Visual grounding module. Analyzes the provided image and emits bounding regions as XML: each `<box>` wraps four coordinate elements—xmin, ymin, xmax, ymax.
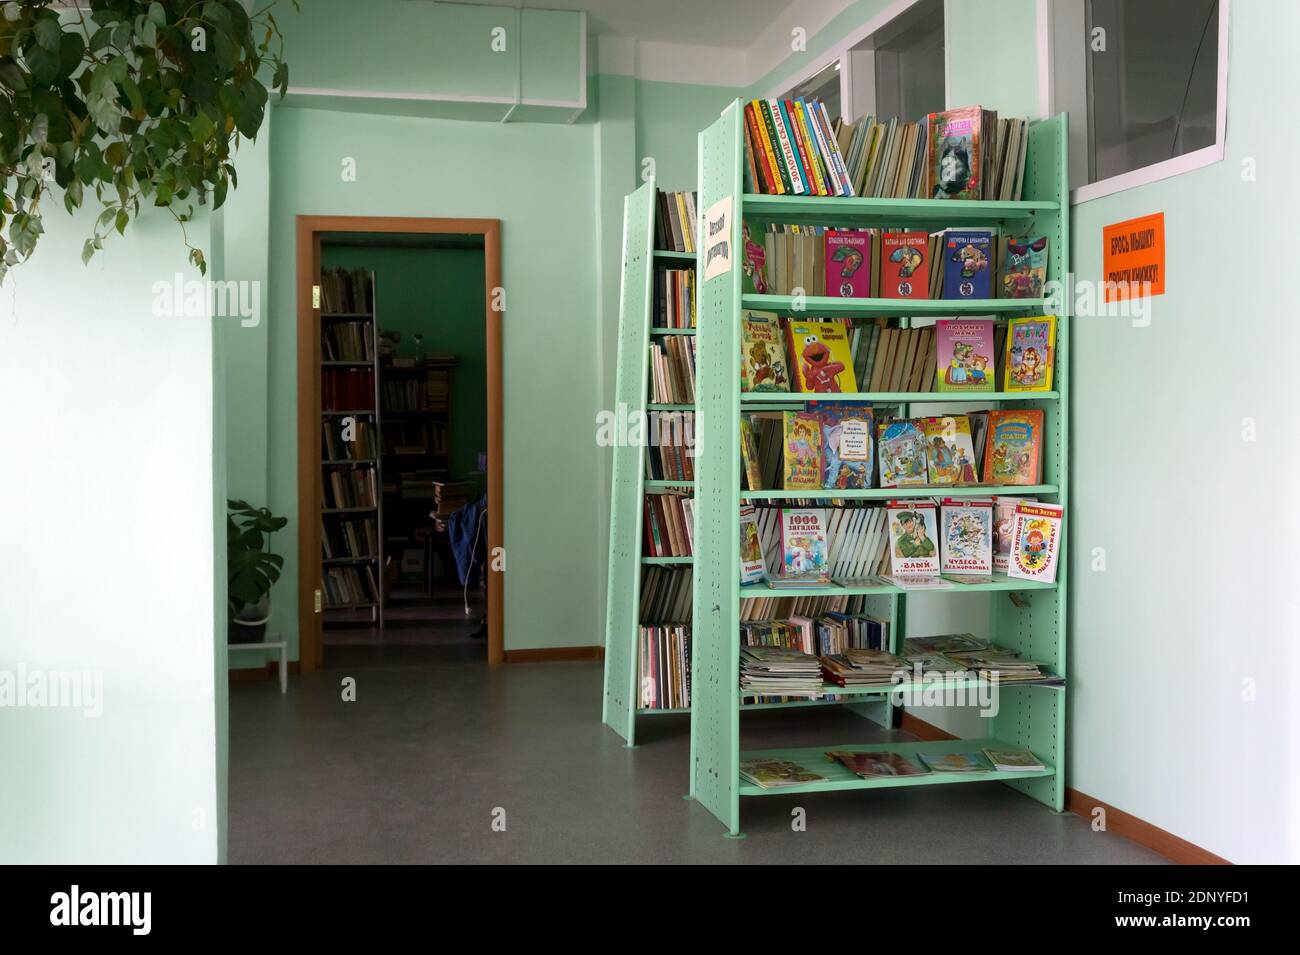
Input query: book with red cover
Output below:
<box><xmin>880</xmin><ymin>232</ymin><xmax>930</xmax><ymax>299</ymax></box>
<box><xmin>825</xmin><ymin>230</ymin><xmax>872</xmax><ymax>298</ymax></box>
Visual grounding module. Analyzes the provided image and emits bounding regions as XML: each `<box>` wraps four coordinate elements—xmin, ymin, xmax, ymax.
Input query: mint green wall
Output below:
<box><xmin>634</xmin><ymin>79</ymin><xmax>742</xmax><ymax>191</ymax></box>
<box><xmin>944</xmin><ymin>0</ymin><xmax>1040</xmax><ymax>114</ymax></box>
<box><xmin>321</xmin><ymin>245</ymin><xmax>488</xmax><ymax>479</ymax></box>
<box><xmin>267</xmin><ymin>106</ymin><xmax>602</xmax><ymax>656</ymax></box>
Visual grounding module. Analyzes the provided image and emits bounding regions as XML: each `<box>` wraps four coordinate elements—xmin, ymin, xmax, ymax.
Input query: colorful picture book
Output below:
<box><xmin>922</xmin><ymin>415</ymin><xmax>979</xmax><ymax>486</ymax></box>
<box><xmin>926</xmin><ymin>106</ymin><xmax>995</xmax><ymax>200</ymax></box>
<box><xmin>739</xmin><ymin>415</ymin><xmax>763</xmax><ymax>490</ymax></box>
<box><xmin>887</xmin><ymin>500</ymin><xmax>939</xmax><ymax>576</ymax></box>
<box><xmin>1004</xmin><ymin>315</ymin><xmax>1056</xmax><ymax>392</ymax></box>
<box><xmin>742</xmin><ymin>98</ymin><xmax>854</xmax><ymax>197</ymax></box>
<box><xmin>740</xmin><ymin>310</ymin><xmax>790</xmax><ymax>392</ymax></box>
<box><xmin>935</xmin><ymin>319</ymin><xmax>995</xmax><ymax>393</ymax></box>
<box><xmin>879</xmin><ymin>232</ymin><xmax>930</xmax><ymax>299</ymax></box>
<box><xmin>992</xmin><ymin>496</ymin><xmax>1037</xmax><ymax>573</ymax></box>
<box><xmin>739</xmin><ymin>759</ymin><xmax>826</xmax><ymax>789</ymax></box>
<box><xmin>940</xmin><ymin>498</ymin><xmax>994</xmax><ymax>575</ymax></box>
<box><xmin>780</xmin><ymin>508</ymin><xmax>830</xmax><ymax>582</ymax></box>
<box><xmin>984</xmin><ymin>410</ymin><xmax>1044</xmax><ymax>485</ymax></box>
<box><xmin>982</xmin><ymin>748</ymin><xmax>1046</xmax><ymax>772</ymax></box>
<box><xmin>1001</xmin><ymin>235</ymin><xmax>1048</xmax><ymax>298</ymax></box>
<box><xmin>941</xmin><ymin>230</ymin><xmax>993</xmax><ymax>299</ymax></box>
<box><xmin>739</xmin><ymin>505</ymin><xmax>767</xmax><ymax>584</ymax></box>
<box><xmin>741</xmin><ymin>219</ymin><xmax>770</xmax><ymax>294</ymax></box>
<box><xmin>878</xmin><ymin>418</ymin><xmax>929</xmax><ymax>487</ymax></box>
<box><xmin>782</xmin><ymin>410</ymin><xmax>823</xmax><ymax>490</ymax></box>
<box><xmin>828</xmin><ymin>750</ymin><xmax>929</xmax><ymax>778</ymax></box>
<box><xmin>918</xmin><ymin>751</ymin><xmax>993</xmax><ymax>773</ymax></box>
<box><xmin>1007</xmin><ymin>501</ymin><xmax>1064</xmax><ymax>583</ymax></box>
<box><xmin>824</xmin><ymin>230</ymin><xmax>872</xmax><ymax>297</ymax></box>
<box><xmin>784</xmin><ymin>319</ymin><xmax>857</xmax><ymax>393</ymax></box>
<box><xmin>814</xmin><ymin>401</ymin><xmax>874</xmax><ymax>489</ymax></box>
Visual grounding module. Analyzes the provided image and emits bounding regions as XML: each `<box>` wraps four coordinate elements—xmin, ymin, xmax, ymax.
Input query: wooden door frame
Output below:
<box><xmin>297</xmin><ymin>215</ymin><xmax>504</xmax><ymax>668</ymax></box>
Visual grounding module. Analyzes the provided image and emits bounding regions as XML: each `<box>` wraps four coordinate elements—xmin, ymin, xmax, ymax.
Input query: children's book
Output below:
<box><xmin>814</xmin><ymin>401</ymin><xmax>874</xmax><ymax>489</ymax></box>
<box><xmin>741</xmin><ymin>219</ymin><xmax>770</xmax><ymax>295</ymax></box>
<box><xmin>926</xmin><ymin>106</ymin><xmax>991</xmax><ymax>200</ymax></box>
<box><xmin>1001</xmin><ymin>235</ymin><xmax>1048</xmax><ymax>299</ymax></box>
<box><xmin>1007</xmin><ymin>501</ymin><xmax>1064</xmax><ymax>583</ymax></box>
<box><xmin>739</xmin><ymin>505</ymin><xmax>767</xmax><ymax>584</ymax></box>
<box><xmin>985</xmin><ymin>410</ymin><xmax>1044</xmax><ymax>485</ymax></box>
<box><xmin>740</xmin><ymin>415</ymin><xmax>763</xmax><ymax>490</ymax></box>
<box><xmin>1004</xmin><ymin>315</ymin><xmax>1056</xmax><ymax>392</ymax></box>
<box><xmin>982</xmin><ymin>748</ymin><xmax>1046</xmax><ymax>772</ymax></box>
<box><xmin>886</xmin><ymin>500</ymin><xmax>940</xmax><ymax>576</ymax></box>
<box><xmin>922</xmin><ymin>415</ymin><xmax>979</xmax><ymax>486</ymax></box>
<box><xmin>992</xmin><ymin>495</ymin><xmax>1038</xmax><ymax>572</ymax></box>
<box><xmin>918</xmin><ymin>751</ymin><xmax>992</xmax><ymax>773</ymax></box>
<box><xmin>739</xmin><ymin>759</ymin><xmax>826</xmax><ymax>789</ymax></box>
<box><xmin>782</xmin><ymin>410</ymin><xmax>823</xmax><ymax>490</ymax></box>
<box><xmin>940</xmin><ymin>498</ymin><xmax>993</xmax><ymax>575</ymax></box>
<box><xmin>877</xmin><ymin>418</ymin><xmax>928</xmax><ymax>488</ymax></box>
<box><xmin>935</xmin><ymin>319</ymin><xmax>995</xmax><ymax>393</ymax></box>
<box><xmin>780</xmin><ymin>508</ymin><xmax>829</xmax><ymax>581</ymax></box>
<box><xmin>784</xmin><ymin>319</ymin><xmax>857</xmax><ymax>393</ymax></box>
<box><xmin>941</xmin><ymin>230</ymin><xmax>993</xmax><ymax>299</ymax></box>
<box><xmin>886</xmin><ymin>574</ymin><xmax>954</xmax><ymax>590</ymax></box>
<box><xmin>824</xmin><ymin>230</ymin><xmax>872</xmax><ymax>298</ymax></box>
<box><xmin>740</xmin><ymin>310</ymin><xmax>790</xmax><ymax>392</ymax></box>
<box><xmin>879</xmin><ymin>232</ymin><xmax>930</xmax><ymax>299</ymax></box>
<box><xmin>827</xmin><ymin>750</ymin><xmax>930</xmax><ymax>778</ymax></box>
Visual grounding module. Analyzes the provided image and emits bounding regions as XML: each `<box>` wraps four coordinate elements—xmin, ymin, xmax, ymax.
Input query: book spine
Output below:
<box><xmin>743</xmin><ymin>101</ymin><xmax>778</xmax><ymax>194</ymax></box>
<box><xmin>798</xmin><ymin>98</ymin><xmax>834</xmax><ymax>196</ymax></box>
<box><xmin>790</xmin><ymin>99</ymin><xmax>826</xmax><ymax>196</ymax></box>
<box><xmin>758</xmin><ymin>101</ymin><xmax>793</xmax><ymax>194</ymax></box>
<box><xmin>816</xmin><ymin>100</ymin><xmax>854</xmax><ymax>196</ymax></box>
<box><xmin>769</xmin><ymin>100</ymin><xmax>807</xmax><ymax>195</ymax></box>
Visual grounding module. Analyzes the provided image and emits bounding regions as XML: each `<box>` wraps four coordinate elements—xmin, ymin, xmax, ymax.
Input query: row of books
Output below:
<box><xmin>382</xmin><ymin>419</ymin><xmax>448</xmax><ymax>458</ymax></box>
<box><xmin>322</xmin><ymin>368</ymin><xmax>375</xmax><ymax>412</ymax></box>
<box><xmin>643</xmin><ymin>491</ymin><xmax>695</xmax><ymax>559</ymax></box>
<box><xmin>322</xmin><ymin>564</ymin><xmax>380</xmax><ymax>608</ymax></box>
<box><xmin>322</xmin><ymin>518</ymin><xmax>378</xmax><ymax>561</ymax></box>
<box><xmin>747</xmin><ymin>227</ymin><xmax>1047</xmax><ymax>301</ymax></box>
<box><xmin>741</xmin><ymin>745</ymin><xmax>1046</xmax><ymax>789</ymax></box>
<box><xmin>639</xmin><ymin>565</ymin><xmax>692</xmax><ymax>625</ymax></box>
<box><xmin>742</xmin><ymin>98</ymin><xmax>854</xmax><ymax>197</ymax></box>
<box><xmin>643</xmin><ymin>411</ymin><xmax>695</xmax><ymax>482</ymax></box>
<box><xmin>654</xmin><ymin>267</ymin><xmax>696</xmax><ymax>329</ymax></box>
<box><xmin>741</xmin><ymin>612</ymin><xmax>888</xmax><ymax>656</ymax></box>
<box><xmin>319</xmin><ymin>267</ymin><xmax>373</xmax><ymax>315</ymax></box>
<box><xmin>381</xmin><ymin>378</ymin><xmax>448</xmax><ymax>413</ymax></box>
<box><xmin>655</xmin><ymin>190</ymin><xmax>698</xmax><ymax>253</ymax></box>
<box><xmin>322</xmin><ymin>321</ymin><xmax>376</xmax><ymax>362</ymax></box>
<box><xmin>830</xmin><ymin>108</ymin><xmax>1030</xmax><ymax>202</ymax></box>
<box><xmin>322</xmin><ymin>420</ymin><xmax>377</xmax><ymax>461</ymax></box>
<box><xmin>650</xmin><ymin>336</ymin><xmax>696</xmax><ymax>404</ymax></box>
<box><xmin>744</xmin><ymin>497</ymin><xmax>1064</xmax><ymax>587</ymax></box>
<box><xmin>324</xmin><ymin>467</ymin><xmax>377</xmax><ymax>510</ymax></box>
<box><xmin>741</xmin><ymin>589</ymin><xmax>881</xmax><ymax>622</ymax></box>
<box><xmin>637</xmin><ymin>625</ymin><xmax>691</xmax><ymax>710</ymax></box>
<box><xmin>742</xmin><ymin>313</ymin><xmax>1056</xmax><ymax>395</ymax></box>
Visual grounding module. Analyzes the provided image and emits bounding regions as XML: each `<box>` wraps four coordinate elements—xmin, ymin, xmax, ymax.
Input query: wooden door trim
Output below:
<box><xmin>297</xmin><ymin>215</ymin><xmax>505</xmax><ymax>669</ymax></box>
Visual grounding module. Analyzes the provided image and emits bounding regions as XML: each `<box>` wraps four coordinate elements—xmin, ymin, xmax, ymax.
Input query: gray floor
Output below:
<box><xmin>229</xmin><ymin>646</ymin><xmax>1165</xmax><ymax>864</ymax></box>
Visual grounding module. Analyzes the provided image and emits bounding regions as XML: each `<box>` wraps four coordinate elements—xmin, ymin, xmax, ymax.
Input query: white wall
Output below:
<box><xmin>0</xmin><ymin>205</ymin><xmax>222</xmax><ymax>863</ymax></box>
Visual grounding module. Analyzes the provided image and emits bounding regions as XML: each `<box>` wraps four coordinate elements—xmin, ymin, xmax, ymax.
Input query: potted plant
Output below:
<box><xmin>227</xmin><ymin>499</ymin><xmax>288</xmax><ymax>644</ymax></box>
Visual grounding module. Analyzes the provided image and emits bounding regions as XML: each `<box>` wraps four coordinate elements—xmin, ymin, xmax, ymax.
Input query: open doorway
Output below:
<box><xmin>296</xmin><ymin>216</ymin><xmax>503</xmax><ymax>668</ymax></box>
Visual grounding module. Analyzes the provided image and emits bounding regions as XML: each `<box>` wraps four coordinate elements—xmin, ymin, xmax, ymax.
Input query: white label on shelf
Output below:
<box><xmin>703</xmin><ymin>194</ymin><xmax>733</xmax><ymax>281</ymax></box>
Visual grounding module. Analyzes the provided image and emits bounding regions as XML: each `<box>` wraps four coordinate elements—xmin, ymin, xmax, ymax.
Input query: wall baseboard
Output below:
<box><xmin>504</xmin><ymin>646</ymin><xmax>604</xmax><ymax>663</ymax></box>
<box><xmin>229</xmin><ymin>661</ymin><xmax>301</xmax><ymax>683</ymax></box>
<box><xmin>898</xmin><ymin>710</ymin><xmax>1229</xmax><ymax>865</ymax></box>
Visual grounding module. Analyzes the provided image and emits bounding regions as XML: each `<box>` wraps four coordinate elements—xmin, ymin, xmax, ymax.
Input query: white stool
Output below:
<box><xmin>229</xmin><ymin>633</ymin><xmax>288</xmax><ymax>693</ymax></box>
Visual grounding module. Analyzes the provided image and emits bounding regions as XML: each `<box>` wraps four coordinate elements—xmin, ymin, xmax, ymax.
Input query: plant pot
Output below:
<box><xmin>229</xmin><ymin>598</ymin><xmax>271</xmax><ymax>645</ymax></box>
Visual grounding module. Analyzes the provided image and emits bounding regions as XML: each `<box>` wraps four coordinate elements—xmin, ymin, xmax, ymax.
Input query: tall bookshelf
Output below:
<box><xmin>320</xmin><ymin>268</ymin><xmax>384</xmax><ymax>626</ymax></box>
<box><xmin>689</xmin><ymin>102</ymin><xmax>1069</xmax><ymax>835</ymax></box>
<box><xmin>602</xmin><ymin>179</ymin><xmax>698</xmax><ymax>745</ymax></box>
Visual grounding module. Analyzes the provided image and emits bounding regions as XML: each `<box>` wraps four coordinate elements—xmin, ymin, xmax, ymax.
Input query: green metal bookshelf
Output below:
<box><xmin>602</xmin><ymin>179</ymin><xmax>699</xmax><ymax>743</ymax></box>
<box><xmin>688</xmin><ymin>101</ymin><xmax>1070</xmax><ymax>835</ymax></box>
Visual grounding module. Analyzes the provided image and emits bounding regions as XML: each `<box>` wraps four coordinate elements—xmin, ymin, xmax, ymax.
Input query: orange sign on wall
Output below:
<box><xmin>1102</xmin><ymin>212</ymin><xmax>1165</xmax><ymax>301</ymax></box>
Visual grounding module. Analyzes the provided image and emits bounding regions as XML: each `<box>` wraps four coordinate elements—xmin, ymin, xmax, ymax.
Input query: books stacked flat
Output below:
<box><xmin>819</xmin><ymin>648</ymin><xmax>908</xmax><ymax>688</ymax></box>
<box><xmin>739</xmin><ymin>759</ymin><xmax>827</xmax><ymax>789</ymax></box>
<box><xmin>429</xmin><ymin>480</ymin><xmax>475</xmax><ymax>517</ymax></box>
<box><xmin>739</xmin><ymin>646</ymin><xmax>824</xmax><ymax>697</ymax></box>
<box><xmin>948</xmin><ymin>646</ymin><xmax>1052</xmax><ymax>684</ymax></box>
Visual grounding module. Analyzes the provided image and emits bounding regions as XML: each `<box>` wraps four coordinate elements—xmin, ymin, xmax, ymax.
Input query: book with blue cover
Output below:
<box><xmin>941</xmin><ymin>230</ymin><xmax>993</xmax><ymax>299</ymax></box>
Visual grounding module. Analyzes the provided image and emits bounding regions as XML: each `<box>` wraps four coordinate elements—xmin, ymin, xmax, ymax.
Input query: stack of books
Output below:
<box><xmin>820</xmin><ymin>648</ymin><xmax>909</xmax><ymax>688</ymax></box>
<box><xmin>738</xmin><ymin>646</ymin><xmax>824</xmax><ymax>697</ymax></box>
<box><xmin>430</xmin><ymin>480</ymin><xmax>475</xmax><ymax>518</ymax></box>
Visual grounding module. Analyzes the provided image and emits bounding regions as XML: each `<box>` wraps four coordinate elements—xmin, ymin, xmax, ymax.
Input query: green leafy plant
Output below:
<box><xmin>227</xmin><ymin>498</ymin><xmax>287</xmax><ymax>619</ymax></box>
<box><xmin>0</xmin><ymin>0</ymin><xmax>297</xmax><ymax>285</ymax></box>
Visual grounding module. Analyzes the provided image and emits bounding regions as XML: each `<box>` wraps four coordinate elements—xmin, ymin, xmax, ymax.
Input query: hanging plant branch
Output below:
<box><xmin>0</xmin><ymin>0</ymin><xmax>297</xmax><ymax>285</ymax></box>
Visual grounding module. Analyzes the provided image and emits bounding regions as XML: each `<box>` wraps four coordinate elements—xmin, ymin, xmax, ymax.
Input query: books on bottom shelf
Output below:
<box><xmin>740</xmin><ymin>745</ymin><xmax>1046</xmax><ymax>789</ymax></box>
<box><xmin>638</xmin><ymin>625</ymin><xmax>691</xmax><ymax>710</ymax></box>
<box><xmin>322</xmin><ymin>564</ymin><xmax>380</xmax><ymax>607</ymax></box>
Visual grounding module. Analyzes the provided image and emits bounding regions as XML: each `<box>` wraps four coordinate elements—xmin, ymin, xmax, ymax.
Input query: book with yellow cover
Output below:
<box><xmin>782</xmin><ymin>410</ymin><xmax>823</xmax><ymax>490</ymax></box>
<box><xmin>784</xmin><ymin>319</ymin><xmax>858</xmax><ymax>394</ymax></box>
<box><xmin>1004</xmin><ymin>315</ymin><xmax>1056</xmax><ymax>392</ymax></box>
<box><xmin>741</xmin><ymin>310</ymin><xmax>790</xmax><ymax>393</ymax></box>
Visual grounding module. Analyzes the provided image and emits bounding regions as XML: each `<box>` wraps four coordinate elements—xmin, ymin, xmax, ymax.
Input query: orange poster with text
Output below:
<box><xmin>1102</xmin><ymin>212</ymin><xmax>1165</xmax><ymax>301</ymax></box>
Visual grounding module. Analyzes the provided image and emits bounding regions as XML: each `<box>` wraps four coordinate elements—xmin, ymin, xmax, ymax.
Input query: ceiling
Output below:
<box><xmin>447</xmin><ymin>0</ymin><xmax>802</xmax><ymax>48</ymax></box>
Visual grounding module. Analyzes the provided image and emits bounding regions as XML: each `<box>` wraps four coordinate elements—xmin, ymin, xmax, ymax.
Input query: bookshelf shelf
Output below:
<box><xmin>323</xmin><ymin>458</ymin><xmax>378</xmax><ymax>466</ymax></box>
<box><xmin>323</xmin><ymin>555</ymin><xmax>379</xmax><ymax>565</ymax></box>
<box><xmin>650</xmin><ymin>327</ymin><xmax>697</xmax><ymax>336</ymax></box>
<box><xmin>645</xmin><ymin>479</ymin><xmax>695</xmax><ymax>489</ymax></box>
<box><xmin>321</xmin><ymin>410</ymin><xmax>377</xmax><ymax>417</ymax></box>
<box><xmin>742</xmin><ymin>294</ymin><xmax>1045</xmax><ymax>318</ymax></box>
<box><xmin>322</xmin><ymin>506</ymin><xmax>378</xmax><ymax>515</ymax></box>
<box><xmin>647</xmin><ymin>402</ymin><xmax>694</xmax><ymax>412</ymax></box>
<box><xmin>736</xmin><ymin>738</ymin><xmax>1055</xmax><ymax>797</ymax></box>
<box><xmin>653</xmin><ymin>249</ymin><xmax>696</xmax><ymax>261</ymax></box>
<box><xmin>686</xmin><ymin>102</ymin><xmax>1071</xmax><ymax>835</ymax></box>
<box><xmin>642</xmin><ymin>556</ymin><xmax>693</xmax><ymax>566</ymax></box>
<box><xmin>739</xmin><ymin>484</ymin><xmax>1058</xmax><ymax>501</ymax></box>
